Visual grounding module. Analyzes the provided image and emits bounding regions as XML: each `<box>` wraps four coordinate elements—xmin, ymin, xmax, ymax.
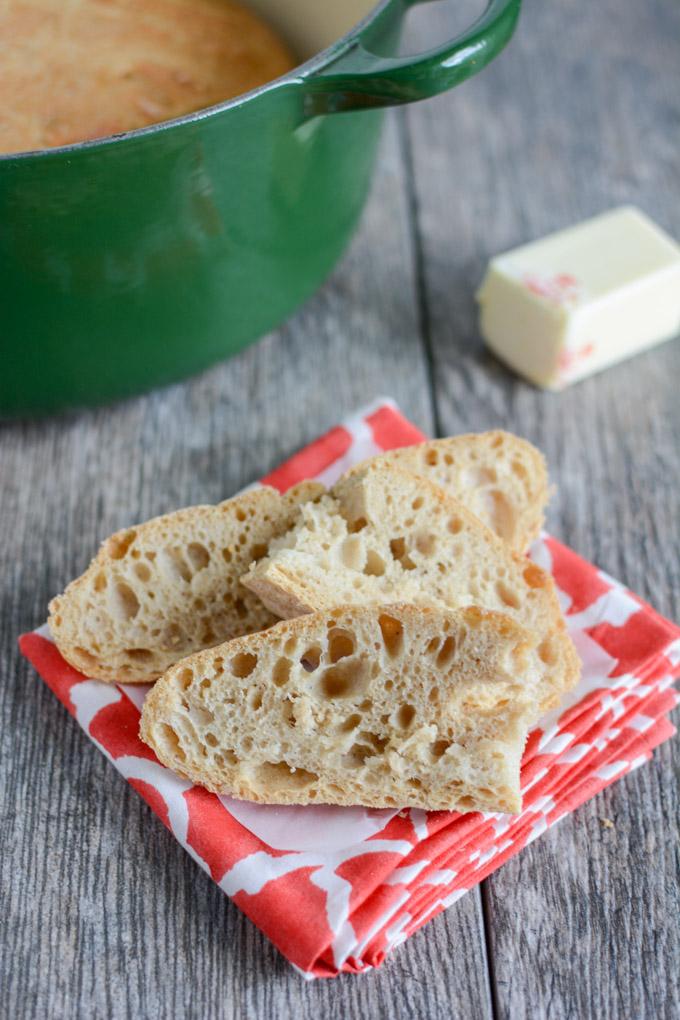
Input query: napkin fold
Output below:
<box><xmin>20</xmin><ymin>398</ymin><xmax>679</xmax><ymax>978</ymax></box>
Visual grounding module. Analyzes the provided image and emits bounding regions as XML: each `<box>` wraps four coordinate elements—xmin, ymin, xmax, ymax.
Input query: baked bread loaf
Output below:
<box><xmin>49</xmin><ymin>483</ymin><xmax>322</xmax><ymax>684</ymax></box>
<box><xmin>0</xmin><ymin>0</ymin><xmax>295</xmax><ymax>154</ymax></box>
<box><xmin>140</xmin><ymin>604</ymin><xmax>541</xmax><ymax>813</ymax></box>
<box><xmin>242</xmin><ymin>463</ymin><xmax>579</xmax><ymax>714</ymax></box>
<box><xmin>349</xmin><ymin>432</ymin><xmax>548</xmax><ymax>552</ymax></box>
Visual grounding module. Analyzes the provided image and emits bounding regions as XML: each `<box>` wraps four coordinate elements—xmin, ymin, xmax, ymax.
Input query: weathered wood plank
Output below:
<box><xmin>403</xmin><ymin>0</ymin><xmax>680</xmax><ymax>1016</ymax></box>
<box><xmin>0</xmin><ymin>112</ymin><xmax>493</xmax><ymax>1019</ymax></box>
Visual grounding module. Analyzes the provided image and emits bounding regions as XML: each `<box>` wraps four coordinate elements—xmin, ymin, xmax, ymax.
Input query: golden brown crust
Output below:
<box><xmin>0</xmin><ymin>0</ymin><xmax>296</xmax><ymax>154</ymax></box>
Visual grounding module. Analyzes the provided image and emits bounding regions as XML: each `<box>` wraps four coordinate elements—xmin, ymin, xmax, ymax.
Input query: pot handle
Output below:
<box><xmin>303</xmin><ymin>0</ymin><xmax>521</xmax><ymax>114</ymax></box>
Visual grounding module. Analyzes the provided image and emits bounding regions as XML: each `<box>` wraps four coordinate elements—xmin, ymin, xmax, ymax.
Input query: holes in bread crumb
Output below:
<box><xmin>436</xmin><ymin>635</ymin><xmax>457</xmax><ymax>669</ymax></box>
<box><xmin>74</xmin><ymin>647</ymin><xmax>98</xmax><ymax>670</ymax></box>
<box><xmin>496</xmin><ymin>581</ymin><xmax>521</xmax><ymax>610</ymax></box>
<box><xmin>428</xmin><ymin>687</ymin><xmax>440</xmax><ymax>704</ymax></box>
<box><xmin>273</xmin><ymin>658</ymin><xmax>292</xmax><ymax>687</ymax></box>
<box><xmin>159</xmin><ymin>724</ymin><xmax>185</xmax><ymax>761</ymax></box>
<box><xmin>200</xmin><ymin>678</ymin><xmax>212</xmax><ymax>689</ymax></box>
<box><xmin>389</xmin><ymin>537</ymin><xmax>416</xmax><ymax>570</ymax></box>
<box><xmin>163</xmin><ymin>622</ymin><xmax>184</xmax><ymax>648</ymax></box>
<box><xmin>108</xmin><ymin>530</ymin><xmax>137</xmax><ymax>559</ymax></box>
<box><xmin>363</xmin><ymin>550</ymin><xmax>386</xmax><ymax>576</ymax></box>
<box><xmin>348</xmin><ymin>517</ymin><xmax>367</xmax><ymax>534</ymax></box>
<box><xmin>230</xmin><ymin>652</ymin><xmax>257</xmax><ymax>678</ymax></box>
<box><xmin>484</xmin><ymin>490</ymin><xmax>513</xmax><ymax>542</ymax></box>
<box><xmin>177</xmin><ymin>667</ymin><xmax>193</xmax><ymax>690</ymax></box>
<box><xmin>187</xmin><ymin>543</ymin><xmax>210</xmax><ymax>572</ymax></box>
<box><xmin>254</xmin><ymin>761</ymin><xmax>318</xmax><ymax>790</ymax></box>
<box><xmin>111</xmin><ymin>582</ymin><xmax>140</xmax><ymax>621</ymax></box>
<box><xmin>251</xmin><ymin>543</ymin><xmax>268</xmax><ymax>561</ymax></box>
<box><xmin>425</xmin><ymin>637</ymin><xmax>439</xmax><ymax>656</ymax></box>
<box><xmin>340</xmin><ymin>535</ymin><xmax>364</xmax><ymax>571</ymax></box>
<box><xmin>328</xmin><ymin>629</ymin><xmax>355</xmax><ymax>663</ymax></box>
<box><xmin>425</xmin><ymin>449</ymin><xmax>439</xmax><ymax>466</ymax></box>
<box><xmin>512</xmin><ymin>459</ymin><xmax>529</xmax><ymax>482</ymax></box>
<box><xmin>214</xmin><ymin>749</ymin><xmax>237</xmax><ymax>768</ymax></box>
<box><xmin>134</xmin><ymin>563</ymin><xmax>151</xmax><ymax>583</ymax></box>
<box><xmin>407</xmin><ymin>777</ymin><xmax>422</xmax><ymax>789</ymax></box>
<box><xmin>457</xmin><ymin>796</ymin><xmax>476</xmax><ymax>810</ymax></box>
<box><xmin>444</xmin><ymin>453</ymin><xmax>454</xmax><ymax>466</ymax></box>
<box><xmin>379</xmin><ymin>614</ymin><xmax>404</xmax><ymax>658</ymax></box>
<box><xmin>448</xmin><ymin>517</ymin><xmax>463</xmax><ymax>535</ymax></box>
<box><xmin>201</xmin><ymin>623</ymin><xmax>216</xmax><ymax>645</ymax></box>
<box><xmin>205</xmin><ymin>732</ymin><xmax>218</xmax><ymax>747</ymax></box>
<box><xmin>523</xmin><ymin>564</ymin><xmax>546</xmax><ymax>588</ymax></box>
<box><xmin>93</xmin><ymin>572</ymin><xmax>107</xmax><ymax>592</ymax></box>
<box><xmin>340</xmin><ymin>713</ymin><xmax>362</xmax><ymax>732</ymax></box>
<box><xmin>415</xmin><ymin>533</ymin><xmax>437</xmax><ymax>556</ymax></box>
<box><xmin>300</xmin><ymin>646</ymin><xmax>322</xmax><ymax>672</ymax></box>
<box><xmin>538</xmin><ymin>638</ymin><xmax>558</xmax><ymax>665</ymax></box>
<box><xmin>320</xmin><ymin>658</ymin><xmax>369</xmax><ymax>700</ymax></box>
<box><xmin>283</xmin><ymin>636</ymin><xmax>297</xmax><ymax>656</ymax></box>
<box><xmin>412</xmin><ymin>497</ymin><xmax>424</xmax><ymax>510</ymax></box>
<box><xmin>234</xmin><ymin>598</ymin><xmax>247</xmax><ymax>619</ymax></box>
<box><xmin>343</xmin><ymin>742</ymin><xmax>376</xmax><ymax>767</ymax></box>
<box><xmin>396</xmin><ymin>704</ymin><xmax>416</xmax><ymax>729</ymax></box>
<box><xmin>490</xmin><ymin>434</ymin><xmax>504</xmax><ymax>449</ymax></box>
<box><xmin>430</xmin><ymin>739</ymin><xmax>452</xmax><ymax>759</ymax></box>
<box><xmin>222</xmin><ymin>548</ymin><xmax>233</xmax><ymax>564</ymax></box>
<box><xmin>235</xmin><ymin>508</ymin><xmax>247</xmax><ymax>522</ymax></box>
<box><xmin>125</xmin><ymin>648</ymin><xmax>153</xmax><ymax>663</ymax></box>
<box><xmin>359</xmin><ymin>699</ymin><xmax>373</xmax><ymax>711</ymax></box>
<box><xmin>249</xmin><ymin>690</ymin><xmax>264</xmax><ymax>711</ymax></box>
<box><xmin>159</xmin><ymin>548</ymin><xmax>192</xmax><ymax>584</ymax></box>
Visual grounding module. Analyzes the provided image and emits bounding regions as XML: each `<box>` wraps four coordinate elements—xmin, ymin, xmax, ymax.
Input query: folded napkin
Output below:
<box><xmin>20</xmin><ymin>398</ymin><xmax>680</xmax><ymax>978</ymax></box>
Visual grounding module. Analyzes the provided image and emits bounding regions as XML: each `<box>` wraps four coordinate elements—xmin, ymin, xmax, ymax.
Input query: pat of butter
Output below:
<box><xmin>477</xmin><ymin>207</ymin><xmax>680</xmax><ymax>389</ymax></box>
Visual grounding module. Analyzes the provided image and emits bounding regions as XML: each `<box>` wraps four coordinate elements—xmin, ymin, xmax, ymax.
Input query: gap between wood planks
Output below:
<box><xmin>396</xmin><ymin>103</ymin><xmax>501</xmax><ymax>1020</ymax></box>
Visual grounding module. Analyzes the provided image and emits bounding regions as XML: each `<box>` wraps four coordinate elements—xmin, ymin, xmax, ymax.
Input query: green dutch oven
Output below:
<box><xmin>0</xmin><ymin>0</ymin><xmax>520</xmax><ymax>415</ymax></box>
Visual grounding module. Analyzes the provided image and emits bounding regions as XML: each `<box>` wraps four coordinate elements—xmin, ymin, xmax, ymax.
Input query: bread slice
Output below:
<box><xmin>242</xmin><ymin>463</ymin><xmax>579</xmax><ymax>714</ymax></box>
<box><xmin>140</xmin><ymin>604</ymin><xmax>541</xmax><ymax>813</ymax></box>
<box><xmin>349</xmin><ymin>432</ymin><xmax>549</xmax><ymax>552</ymax></box>
<box><xmin>48</xmin><ymin>483</ymin><xmax>323</xmax><ymax>684</ymax></box>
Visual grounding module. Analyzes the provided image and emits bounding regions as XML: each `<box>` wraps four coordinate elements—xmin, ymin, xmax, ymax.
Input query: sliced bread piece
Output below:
<box><xmin>349</xmin><ymin>431</ymin><xmax>549</xmax><ymax>552</ymax></box>
<box><xmin>242</xmin><ymin>463</ymin><xmax>579</xmax><ymax>714</ymax></box>
<box><xmin>49</xmin><ymin>483</ymin><xmax>323</xmax><ymax>684</ymax></box>
<box><xmin>140</xmin><ymin>604</ymin><xmax>541</xmax><ymax>813</ymax></box>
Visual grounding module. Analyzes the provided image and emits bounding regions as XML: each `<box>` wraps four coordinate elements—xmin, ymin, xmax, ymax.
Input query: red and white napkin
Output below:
<box><xmin>20</xmin><ymin>399</ymin><xmax>680</xmax><ymax>978</ymax></box>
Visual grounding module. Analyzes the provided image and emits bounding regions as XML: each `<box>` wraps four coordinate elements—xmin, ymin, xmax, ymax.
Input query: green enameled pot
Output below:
<box><xmin>0</xmin><ymin>0</ymin><xmax>520</xmax><ymax>415</ymax></box>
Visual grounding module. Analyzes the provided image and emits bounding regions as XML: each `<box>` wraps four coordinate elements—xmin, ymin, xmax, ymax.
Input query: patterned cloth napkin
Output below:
<box><xmin>20</xmin><ymin>398</ymin><xmax>680</xmax><ymax>978</ymax></box>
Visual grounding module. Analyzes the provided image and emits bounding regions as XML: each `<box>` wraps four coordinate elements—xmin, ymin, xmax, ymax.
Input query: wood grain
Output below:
<box><xmin>1</xmin><ymin>0</ymin><xmax>678</xmax><ymax>1016</ymax></box>
<box><xmin>0</xmin><ymin>111</ymin><xmax>492</xmax><ymax>1020</ymax></box>
<box><xmin>404</xmin><ymin>1</ymin><xmax>680</xmax><ymax>1017</ymax></box>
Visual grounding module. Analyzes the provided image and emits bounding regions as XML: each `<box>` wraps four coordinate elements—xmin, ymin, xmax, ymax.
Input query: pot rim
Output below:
<box><xmin>1</xmin><ymin>0</ymin><xmax>394</xmax><ymax>164</ymax></box>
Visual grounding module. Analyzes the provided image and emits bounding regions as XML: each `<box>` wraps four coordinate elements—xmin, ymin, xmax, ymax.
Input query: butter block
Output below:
<box><xmin>477</xmin><ymin>207</ymin><xmax>680</xmax><ymax>389</ymax></box>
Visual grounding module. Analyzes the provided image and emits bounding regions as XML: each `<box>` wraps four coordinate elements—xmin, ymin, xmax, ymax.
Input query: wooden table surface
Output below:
<box><xmin>2</xmin><ymin>1</ymin><xmax>679</xmax><ymax>1016</ymax></box>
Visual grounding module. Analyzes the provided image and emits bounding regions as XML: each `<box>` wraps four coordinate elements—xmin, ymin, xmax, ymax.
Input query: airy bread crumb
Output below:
<box><xmin>48</xmin><ymin>483</ymin><xmax>322</xmax><ymax>683</ymax></box>
<box><xmin>140</xmin><ymin>604</ymin><xmax>541</xmax><ymax>813</ymax></box>
<box><xmin>242</xmin><ymin>463</ymin><xmax>579</xmax><ymax>715</ymax></box>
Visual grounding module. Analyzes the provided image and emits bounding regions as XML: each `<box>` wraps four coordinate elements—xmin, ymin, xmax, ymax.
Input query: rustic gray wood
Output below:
<box><xmin>404</xmin><ymin>1</ymin><xmax>680</xmax><ymax>1018</ymax></box>
<box><xmin>1</xmin><ymin>0</ymin><xmax>678</xmax><ymax>1017</ymax></box>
